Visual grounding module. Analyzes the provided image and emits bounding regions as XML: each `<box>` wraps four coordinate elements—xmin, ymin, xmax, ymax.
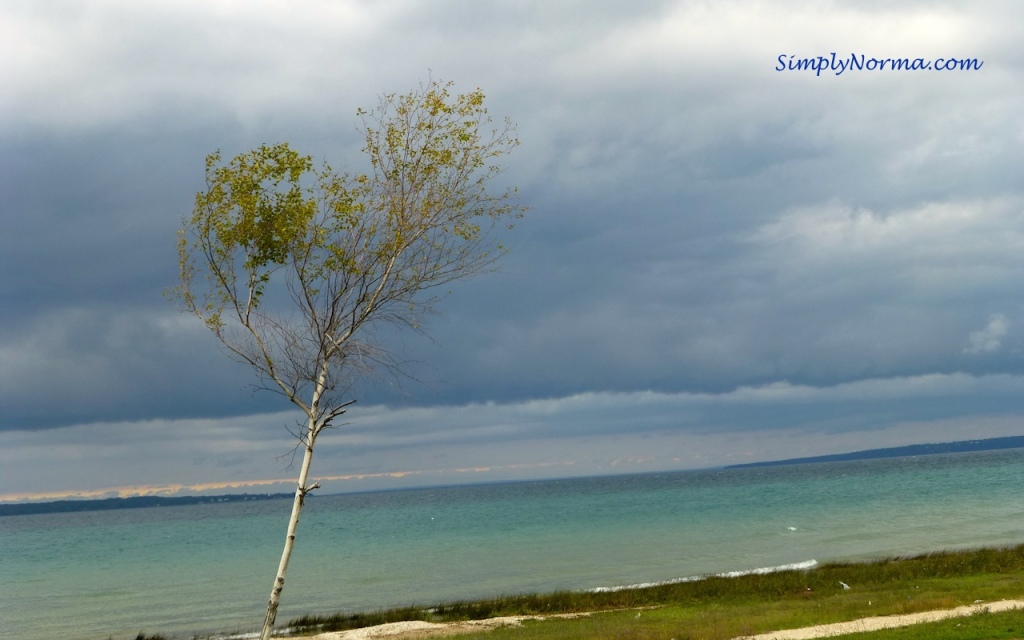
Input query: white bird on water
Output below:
<box><xmin>840</xmin><ymin>581</ymin><xmax>851</xmax><ymax>590</ymax></box>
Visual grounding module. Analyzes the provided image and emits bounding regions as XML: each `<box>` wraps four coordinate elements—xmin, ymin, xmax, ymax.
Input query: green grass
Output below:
<box><xmin>447</xmin><ymin>607</ymin><xmax>1024</xmax><ymax>640</ymax></box>
<box><xmin>286</xmin><ymin>544</ymin><xmax>1024</xmax><ymax>639</ymax></box>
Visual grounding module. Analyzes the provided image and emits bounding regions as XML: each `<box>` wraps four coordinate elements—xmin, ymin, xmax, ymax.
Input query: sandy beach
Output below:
<box><xmin>310</xmin><ymin>613</ymin><xmax>592</xmax><ymax>639</ymax></box>
<box><xmin>309</xmin><ymin>600</ymin><xmax>1024</xmax><ymax>640</ymax></box>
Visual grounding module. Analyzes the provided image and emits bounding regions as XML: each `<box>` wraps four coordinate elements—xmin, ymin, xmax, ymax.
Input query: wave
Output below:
<box><xmin>589</xmin><ymin>559</ymin><xmax>819</xmax><ymax>593</ymax></box>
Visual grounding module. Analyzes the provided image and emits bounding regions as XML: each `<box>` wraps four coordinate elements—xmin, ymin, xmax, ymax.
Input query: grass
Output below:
<box><xmin>285</xmin><ymin>544</ymin><xmax>1024</xmax><ymax>639</ymax></box>
<box><xmin>447</xmin><ymin>607</ymin><xmax>1024</xmax><ymax>640</ymax></box>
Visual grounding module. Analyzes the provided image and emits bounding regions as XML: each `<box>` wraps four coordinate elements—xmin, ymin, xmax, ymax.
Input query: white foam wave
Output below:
<box><xmin>589</xmin><ymin>559</ymin><xmax>818</xmax><ymax>593</ymax></box>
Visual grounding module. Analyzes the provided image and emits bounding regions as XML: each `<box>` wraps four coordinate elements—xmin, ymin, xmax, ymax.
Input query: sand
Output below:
<box><xmin>310</xmin><ymin>613</ymin><xmax>591</xmax><ymax>639</ymax></box>
<box><xmin>309</xmin><ymin>600</ymin><xmax>1024</xmax><ymax>640</ymax></box>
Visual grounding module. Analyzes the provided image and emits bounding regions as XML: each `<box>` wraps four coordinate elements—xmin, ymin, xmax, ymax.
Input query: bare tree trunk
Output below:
<box><xmin>259</xmin><ymin>417</ymin><xmax>319</xmax><ymax>640</ymax></box>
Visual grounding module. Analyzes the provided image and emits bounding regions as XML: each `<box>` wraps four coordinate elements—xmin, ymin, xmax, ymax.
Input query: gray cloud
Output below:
<box><xmin>1</xmin><ymin>1</ymin><xmax>1023</xmax><ymax>495</ymax></box>
<box><xmin>965</xmin><ymin>314</ymin><xmax>1011</xmax><ymax>354</ymax></box>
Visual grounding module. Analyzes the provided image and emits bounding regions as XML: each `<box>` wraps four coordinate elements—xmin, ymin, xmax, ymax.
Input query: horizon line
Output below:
<box><xmin>0</xmin><ymin>460</ymin><xmax>583</xmax><ymax>504</ymax></box>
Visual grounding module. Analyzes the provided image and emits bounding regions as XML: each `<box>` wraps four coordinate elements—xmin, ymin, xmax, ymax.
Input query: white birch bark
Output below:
<box><xmin>259</xmin><ymin>373</ymin><xmax>326</xmax><ymax>640</ymax></box>
<box><xmin>259</xmin><ymin>417</ymin><xmax>317</xmax><ymax>640</ymax></box>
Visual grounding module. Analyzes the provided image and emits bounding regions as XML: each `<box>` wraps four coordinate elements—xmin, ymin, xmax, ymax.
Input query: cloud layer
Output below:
<box><xmin>2</xmin><ymin>1</ymin><xmax>1022</xmax><ymax>497</ymax></box>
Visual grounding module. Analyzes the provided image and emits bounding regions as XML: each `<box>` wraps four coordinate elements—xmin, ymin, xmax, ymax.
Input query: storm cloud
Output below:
<box><xmin>2</xmin><ymin>0</ymin><xmax>1022</xmax><ymax>499</ymax></box>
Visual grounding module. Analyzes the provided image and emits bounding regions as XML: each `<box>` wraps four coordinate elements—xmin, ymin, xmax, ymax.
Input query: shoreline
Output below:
<box><xmin>274</xmin><ymin>544</ymin><xmax>1024</xmax><ymax>640</ymax></box>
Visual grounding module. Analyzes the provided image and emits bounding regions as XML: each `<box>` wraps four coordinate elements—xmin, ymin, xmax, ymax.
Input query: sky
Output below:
<box><xmin>2</xmin><ymin>0</ymin><xmax>1023</xmax><ymax>502</ymax></box>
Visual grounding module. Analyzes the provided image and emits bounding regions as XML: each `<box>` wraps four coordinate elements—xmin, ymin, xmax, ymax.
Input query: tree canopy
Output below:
<box><xmin>176</xmin><ymin>80</ymin><xmax>524</xmax><ymax>418</ymax></box>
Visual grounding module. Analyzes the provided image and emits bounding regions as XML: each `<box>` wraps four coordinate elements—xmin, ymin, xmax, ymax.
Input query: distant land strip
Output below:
<box><xmin>0</xmin><ymin>492</ymin><xmax>293</xmax><ymax>516</ymax></box>
<box><xmin>6</xmin><ymin>436</ymin><xmax>1023</xmax><ymax>516</ymax></box>
<box><xmin>725</xmin><ymin>435</ymin><xmax>1024</xmax><ymax>469</ymax></box>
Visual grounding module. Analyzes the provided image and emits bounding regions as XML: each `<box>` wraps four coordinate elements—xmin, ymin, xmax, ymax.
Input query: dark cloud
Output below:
<box><xmin>1</xmin><ymin>1</ymin><xmax>1023</xmax><ymax>495</ymax></box>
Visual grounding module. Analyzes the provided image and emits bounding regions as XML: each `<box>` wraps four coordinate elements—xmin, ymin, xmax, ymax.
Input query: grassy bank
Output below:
<box><xmin>286</xmin><ymin>544</ymin><xmax>1024</xmax><ymax>639</ymax></box>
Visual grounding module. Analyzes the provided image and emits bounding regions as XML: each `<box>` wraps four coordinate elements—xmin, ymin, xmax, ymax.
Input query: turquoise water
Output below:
<box><xmin>2</xmin><ymin>449</ymin><xmax>1022</xmax><ymax>640</ymax></box>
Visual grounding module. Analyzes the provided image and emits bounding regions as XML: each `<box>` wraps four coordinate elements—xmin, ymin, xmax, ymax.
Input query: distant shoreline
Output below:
<box><xmin>0</xmin><ymin>492</ymin><xmax>292</xmax><ymax>516</ymax></box>
<box><xmin>6</xmin><ymin>434</ymin><xmax>1021</xmax><ymax>516</ymax></box>
<box><xmin>724</xmin><ymin>435</ymin><xmax>1024</xmax><ymax>469</ymax></box>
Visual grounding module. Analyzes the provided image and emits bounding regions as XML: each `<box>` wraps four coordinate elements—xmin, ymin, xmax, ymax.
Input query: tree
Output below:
<box><xmin>172</xmin><ymin>79</ymin><xmax>525</xmax><ymax>640</ymax></box>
